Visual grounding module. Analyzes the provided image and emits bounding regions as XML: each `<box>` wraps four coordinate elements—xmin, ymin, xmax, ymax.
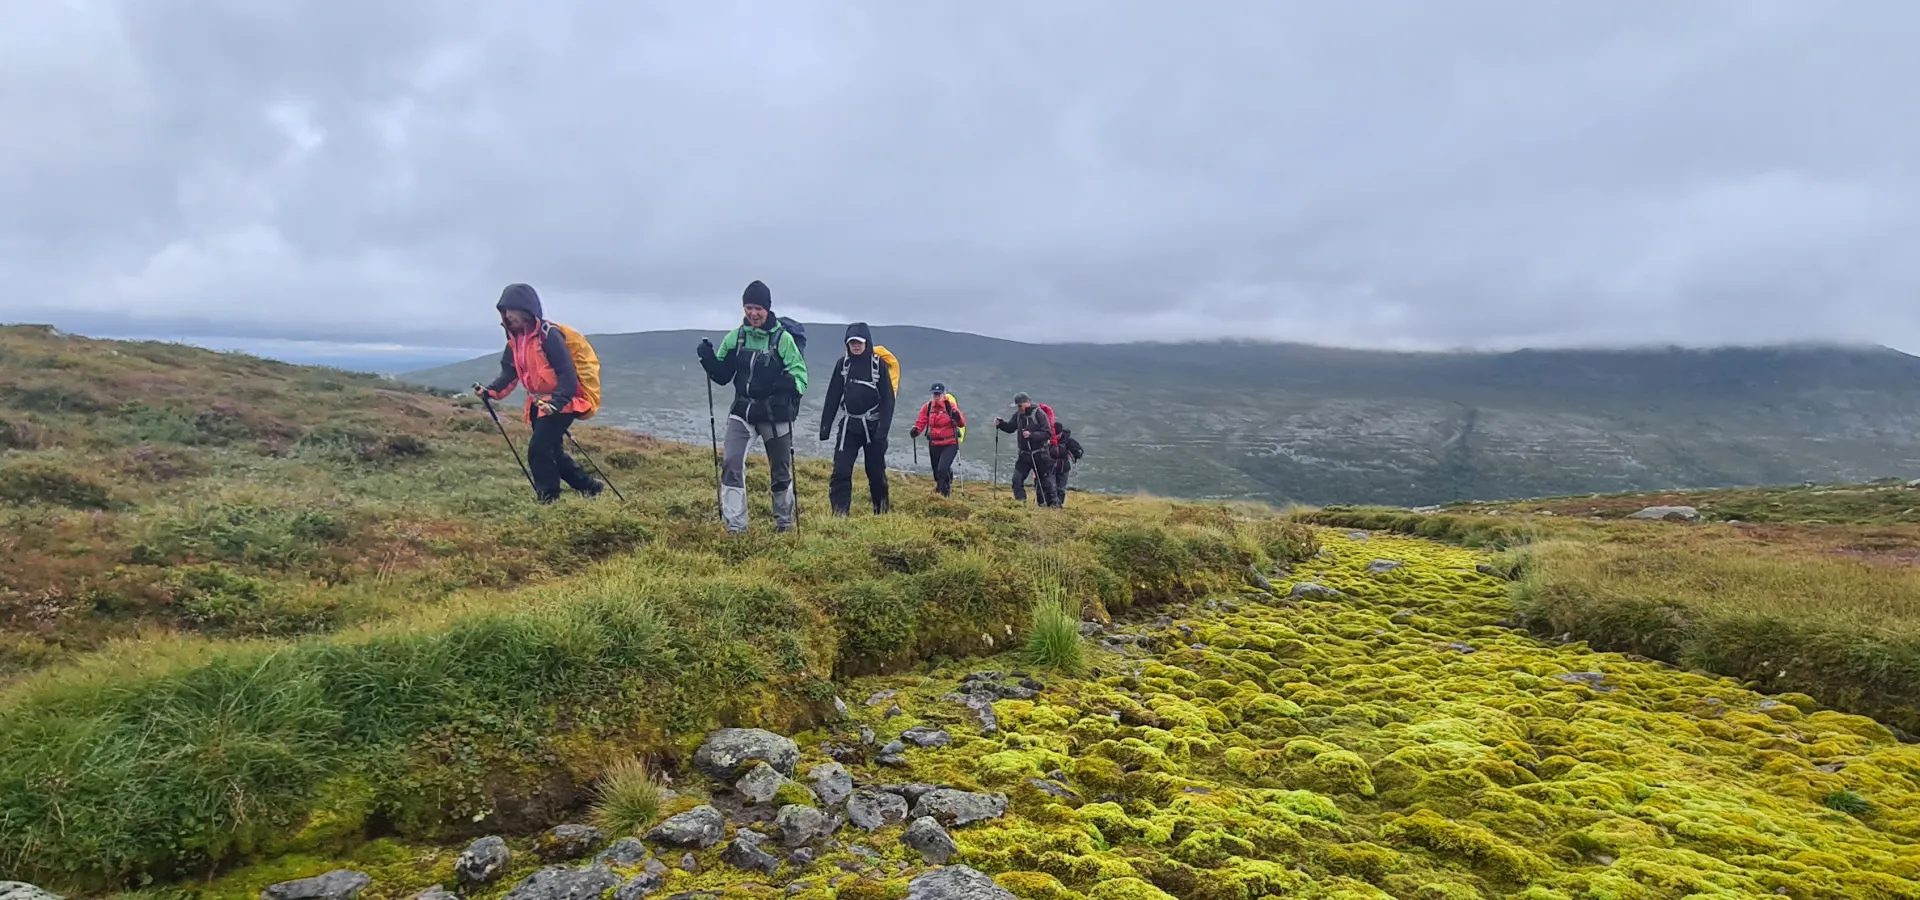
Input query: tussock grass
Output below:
<box><xmin>1025</xmin><ymin>553</ymin><xmax>1086</xmax><ymax>676</ymax></box>
<box><xmin>589</xmin><ymin>757</ymin><xmax>666</xmax><ymax>835</ymax></box>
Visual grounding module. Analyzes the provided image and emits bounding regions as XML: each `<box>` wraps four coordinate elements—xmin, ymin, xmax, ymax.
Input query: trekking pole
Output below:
<box><xmin>480</xmin><ymin>395</ymin><xmax>537</xmax><ymax>494</ymax></box>
<box><xmin>706</xmin><ymin>378</ymin><xmax>722</xmax><ymax>521</ymax></box>
<box><xmin>566</xmin><ymin>432</ymin><xmax>627</xmax><ymax>503</ymax></box>
<box><xmin>992</xmin><ymin>429</ymin><xmax>999</xmax><ymax>487</ymax></box>
<box><xmin>790</xmin><ymin>438</ymin><xmax>801</xmax><ymax>531</ymax></box>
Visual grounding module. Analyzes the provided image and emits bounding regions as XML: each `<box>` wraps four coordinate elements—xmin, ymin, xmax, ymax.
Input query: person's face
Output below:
<box><xmin>847</xmin><ymin>338</ymin><xmax>867</xmax><ymax>355</ymax></box>
<box><xmin>502</xmin><ymin>309</ymin><xmax>534</xmax><ymax>331</ymax></box>
<box><xmin>744</xmin><ymin>305</ymin><xmax>769</xmax><ymax>327</ymax></box>
<box><xmin>1017</xmin><ymin>401</ymin><xmax>1031</xmax><ymax>411</ymax></box>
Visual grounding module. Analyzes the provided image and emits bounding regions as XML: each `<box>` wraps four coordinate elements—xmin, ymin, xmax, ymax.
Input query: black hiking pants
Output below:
<box><xmin>829</xmin><ymin>416</ymin><xmax>889</xmax><ymax>515</ymax></box>
<box><xmin>929</xmin><ymin>443</ymin><xmax>958</xmax><ymax>496</ymax></box>
<box><xmin>529</xmin><ymin>411</ymin><xmax>598</xmax><ymax>502</ymax></box>
<box><xmin>1053</xmin><ymin>462</ymin><xmax>1072</xmax><ymax>506</ymax></box>
<box><xmin>1012</xmin><ymin>448</ymin><xmax>1059</xmax><ymax>507</ymax></box>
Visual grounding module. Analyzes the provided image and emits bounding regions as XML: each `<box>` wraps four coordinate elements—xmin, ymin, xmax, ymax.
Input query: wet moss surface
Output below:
<box><xmin>139</xmin><ymin>531</ymin><xmax>1920</xmax><ymax>900</ymax></box>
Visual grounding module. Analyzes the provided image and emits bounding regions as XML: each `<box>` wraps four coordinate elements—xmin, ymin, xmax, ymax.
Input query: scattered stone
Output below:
<box><xmin>1289</xmin><ymin>582</ymin><xmax>1344</xmax><ymax>600</ymax></box>
<box><xmin>904</xmin><ymin>865</ymin><xmax>1016</xmax><ymax>900</ymax></box>
<box><xmin>1816</xmin><ymin>763</ymin><xmax>1846</xmax><ymax>774</ymax></box>
<box><xmin>722</xmin><ymin>832</ymin><xmax>781</xmax><ymax>876</ymax></box>
<box><xmin>944</xmin><ymin>692</ymin><xmax>1000</xmax><ymax>732</ymax></box>
<box><xmin>849</xmin><ymin>845</ymin><xmax>881</xmax><ymax>859</ymax></box>
<box><xmin>410</xmin><ymin>888</ymin><xmax>458</xmax><ymax>900</ymax></box>
<box><xmin>615</xmin><ymin>871</ymin><xmax>664</xmax><ymax>900</ymax></box>
<box><xmin>1390</xmin><ymin>609</ymin><xmax>1416</xmax><ymax>624</ymax></box>
<box><xmin>1346</xmin><ymin>530</ymin><xmax>1370</xmax><ymax>540</ymax></box>
<box><xmin>1594</xmin><ymin>855</ymin><xmax>1616</xmax><ymax>867</ymax></box>
<box><xmin>1</xmin><ymin>885</ymin><xmax>61</xmax><ymax>900</ymax></box>
<box><xmin>910</xmin><ymin>789</ymin><xmax>1008</xmax><ymax>826</ymax></box>
<box><xmin>595</xmin><ymin>838</ymin><xmax>650</xmax><ymax>868</ymax></box>
<box><xmin>885</xmin><ymin>704</ymin><xmax>904</xmax><ymax>719</ymax></box>
<box><xmin>694</xmin><ymin>728</ymin><xmax>801</xmax><ymax>781</ymax></box>
<box><xmin>1020</xmin><ymin>676</ymin><xmax>1044</xmax><ymax>692</ymax></box>
<box><xmin>262</xmin><ymin>871</ymin><xmax>371</xmax><ymax>900</ymax></box>
<box><xmin>647</xmin><ymin>805</ymin><xmax>726</xmax><ymax>849</ymax></box>
<box><xmin>878</xmin><ymin>783</ymin><xmax>941</xmax><ymax>804</ymax></box>
<box><xmin>1026</xmin><ymin>778</ymin><xmax>1082</xmax><ymax>804</ymax></box>
<box><xmin>962</xmin><ymin>671</ymin><xmax>1004</xmax><ymax>684</ymax></box>
<box><xmin>777</xmin><ymin>804</ymin><xmax>833</xmax><ymax>847</ymax></box>
<box><xmin>679</xmin><ymin>854</ymin><xmax>698</xmax><ymax>873</ymax></box>
<box><xmin>825</xmin><ymin>742</ymin><xmax>865</xmax><ymax>765</ymax></box>
<box><xmin>860</xmin><ymin>725</ymin><xmax>876</xmax><ymax>745</ymax></box>
<box><xmin>810</xmin><ymin>762</ymin><xmax>855</xmax><ymax>807</ymax></box>
<box><xmin>832</xmin><ymin>696</ymin><xmax>851</xmax><ymax>719</ymax></box>
<box><xmin>1245</xmin><ymin>564</ymin><xmax>1274</xmax><ymax>592</ymax></box>
<box><xmin>866</xmin><ymin>690</ymin><xmax>897</xmax><ymax>706</ymax></box>
<box><xmin>1181</xmin><ymin>786</ymin><xmax>1213</xmax><ymax>795</ymax></box>
<box><xmin>791</xmin><ymin>848</ymin><xmax>817</xmax><ymax>867</ymax></box>
<box><xmin>1626</xmin><ymin>505</ymin><xmax>1700</xmax><ymax>522</ymax></box>
<box><xmin>644</xmin><ymin>859</ymin><xmax>669</xmax><ymax>877</ymax></box>
<box><xmin>877</xmin><ymin>751</ymin><xmax>909</xmax><ymax>768</ymax></box>
<box><xmin>735</xmin><ymin>761</ymin><xmax>792</xmax><ymax>805</ymax></box>
<box><xmin>786</xmin><ymin>882</ymin><xmax>816</xmax><ymax>897</ymax></box>
<box><xmin>1078</xmin><ymin>621</ymin><xmax>1106</xmax><ymax>636</ymax></box>
<box><xmin>1555</xmin><ymin>671</ymin><xmax>1607</xmax><ymax>685</ymax></box>
<box><xmin>847</xmin><ymin>789</ymin><xmax>910</xmax><ymax>831</ymax></box>
<box><xmin>900</xmin><ymin>726</ymin><xmax>951</xmax><ymax>748</ymax></box>
<box><xmin>880</xmin><ymin>739</ymin><xmax>907</xmax><ymax>756</ymax></box>
<box><xmin>1365</xmin><ymin>559</ymin><xmax>1404</xmax><ymax>575</ymax></box>
<box><xmin>1475</xmin><ymin>562</ymin><xmax>1500</xmax><ymax>577</ymax></box>
<box><xmin>1440</xmin><ymin>641</ymin><xmax>1475</xmax><ymax>654</ymax></box>
<box><xmin>539</xmin><ymin>824</ymin><xmax>605</xmax><ymax>860</ymax></box>
<box><xmin>1153</xmin><ymin>615</ymin><xmax>1173</xmax><ymax>627</ymax></box>
<box><xmin>903</xmin><ymin>816</ymin><xmax>959</xmax><ymax>864</ymax></box>
<box><xmin>1757</xmin><ymin>699</ymin><xmax>1784</xmax><ymax>711</ymax></box>
<box><xmin>457</xmin><ymin>836</ymin><xmax>513</xmax><ymax>887</ymax></box>
<box><xmin>504</xmin><ymin>866</ymin><xmax>620</xmax><ymax>900</ymax></box>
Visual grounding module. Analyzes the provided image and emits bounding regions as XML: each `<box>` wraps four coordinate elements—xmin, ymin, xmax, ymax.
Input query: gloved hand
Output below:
<box><xmin>470</xmin><ymin>382</ymin><xmax>488</xmax><ymax>397</ymax></box>
<box><xmin>910</xmin><ymin>427</ymin><xmax>921</xmax><ymax>438</ymax></box>
<box><xmin>697</xmin><ymin>338</ymin><xmax>715</xmax><ymax>361</ymax></box>
<box><xmin>818</xmin><ymin>428</ymin><xmax>831</xmax><ymax>442</ymax></box>
<box><xmin>534</xmin><ymin>398</ymin><xmax>557</xmax><ymax>416</ymax></box>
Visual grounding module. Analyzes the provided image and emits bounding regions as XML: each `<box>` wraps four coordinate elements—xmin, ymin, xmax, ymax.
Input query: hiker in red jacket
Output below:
<box><xmin>910</xmin><ymin>382</ymin><xmax>966</xmax><ymax>496</ymax></box>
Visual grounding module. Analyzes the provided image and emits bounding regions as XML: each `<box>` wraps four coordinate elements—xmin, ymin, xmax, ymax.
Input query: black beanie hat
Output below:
<box><xmin>742</xmin><ymin>280</ymin><xmax>771</xmax><ymax>310</ymax></box>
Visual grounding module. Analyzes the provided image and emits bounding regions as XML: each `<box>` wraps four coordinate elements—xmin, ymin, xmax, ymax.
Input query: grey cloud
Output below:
<box><xmin>2</xmin><ymin>0</ymin><xmax>1917</xmax><ymax>353</ymax></box>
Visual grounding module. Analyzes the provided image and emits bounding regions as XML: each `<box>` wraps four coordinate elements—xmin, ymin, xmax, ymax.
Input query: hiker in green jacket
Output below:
<box><xmin>698</xmin><ymin>280</ymin><xmax>809</xmax><ymax>532</ymax></box>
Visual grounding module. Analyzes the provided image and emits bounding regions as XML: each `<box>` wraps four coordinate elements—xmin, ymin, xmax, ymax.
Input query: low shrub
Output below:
<box><xmin>0</xmin><ymin>460</ymin><xmax>112</xmax><ymax>509</ymax></box>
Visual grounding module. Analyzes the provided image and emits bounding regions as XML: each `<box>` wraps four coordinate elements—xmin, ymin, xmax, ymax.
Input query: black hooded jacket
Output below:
<box><xmin>483</xmin><ymin>283</ymin><xmax>579</xmax><ymax>410</ymax></box>
<box><xmin>819</xmin><ymin>322</ymin><xmax>895</xmax><ymax>439</ymax></box>
<box><xmin>1052</xmin><ymin>424</ymin><xmax>1085</xmax><ymax>468</ymax></box>
<box><xmin>997</xmin><ymin>403</ymin><xmax>1054</xmax><ymax>453</ymax></box>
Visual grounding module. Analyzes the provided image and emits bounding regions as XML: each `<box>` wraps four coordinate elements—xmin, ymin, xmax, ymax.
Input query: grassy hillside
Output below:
<box><xmin>404</xmin><ymin>327</ymin><xmax>1920</xmax><ymax>507</ymax></box>
<box><xmin>1300</xmin><ymin>482</ymin><xmax>1920</xmax><ymax>737</ymax></box>
<box><xmin>5</xmin><ymin>324</ymin><xmax>1919</xmax><ymax>900</ymax></box>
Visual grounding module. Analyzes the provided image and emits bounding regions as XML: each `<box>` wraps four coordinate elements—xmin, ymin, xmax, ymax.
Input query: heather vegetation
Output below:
<box><xmin>3</xmin><ymin>324</ymin><xmax>1918</xmax><ymax>900</ymax></box>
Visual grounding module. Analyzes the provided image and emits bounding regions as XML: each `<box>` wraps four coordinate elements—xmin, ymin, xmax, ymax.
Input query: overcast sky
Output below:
<box><xmin>3</xmin><ymin>1</ymin><xmax>1917</xmax><ymax>359</ymax></box>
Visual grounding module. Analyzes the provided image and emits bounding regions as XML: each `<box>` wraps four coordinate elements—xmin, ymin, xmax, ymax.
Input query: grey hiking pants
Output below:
<box><xmin>722</xmin><ymin>415</ymin><xmax>795</xmax><ymax>532</ymax></box>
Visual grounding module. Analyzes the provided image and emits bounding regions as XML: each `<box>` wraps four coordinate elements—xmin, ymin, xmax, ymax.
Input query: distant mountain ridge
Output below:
<box><xmin>403</xmin><ymin>325</ymin><xmax>1920</xmax><ymax>506</ymax></box>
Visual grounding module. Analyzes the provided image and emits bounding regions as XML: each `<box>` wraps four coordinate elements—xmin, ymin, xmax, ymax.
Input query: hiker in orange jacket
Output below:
<box><xmin>473</xmin><ymin>283</ymin><xmax>604</xmax><ymax>503</ymax></box>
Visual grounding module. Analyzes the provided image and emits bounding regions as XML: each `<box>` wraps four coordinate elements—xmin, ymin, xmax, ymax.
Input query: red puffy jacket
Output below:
<box><xmin>913</xmin><ymin>395</ymin><xmax>966</xmax><ymax>446</ymax></box>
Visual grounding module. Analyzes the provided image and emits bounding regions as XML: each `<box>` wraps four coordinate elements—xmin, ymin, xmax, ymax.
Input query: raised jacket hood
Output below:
<box><xmin>497</xmin><ymin>283</ymin><xmax>544</xmax><ymax>320</ymax></box>
<box><xmin>844</xmin><ymin>322</ymin><xmax>873</xmax><ymax>346</ymax></box>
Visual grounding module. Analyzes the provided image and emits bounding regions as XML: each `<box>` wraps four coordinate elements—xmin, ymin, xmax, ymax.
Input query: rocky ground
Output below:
<box><xmin>12</xmin><ymin>530</ymin><xmax>1920</xmax><ymax>900</ymax></box>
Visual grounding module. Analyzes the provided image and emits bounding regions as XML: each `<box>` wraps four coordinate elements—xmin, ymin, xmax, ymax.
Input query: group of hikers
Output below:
<box><xmin>473</xmin><ymin>280</ymin><xmax>1086</xmax><ymax>531</ymax></box>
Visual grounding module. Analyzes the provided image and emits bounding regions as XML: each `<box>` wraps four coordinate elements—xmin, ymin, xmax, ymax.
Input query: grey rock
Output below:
<box><xmin>1440</xmin><ymin>642</ymin><xmax>1475</xmax><ymax>653</ymax></box>
<box><xmin>644</xmin><ymin>859</ymin><xmax>669</xmax><ymax>877</ymax></box>
<box><xmin>866</xmin><ymin>690</ymin><xmax>898</xmax><ymax>706</ymax></box>
<box><xmin>735</xmin><ymin>761</ymin><xmax>792</xmax><ymax>805</ymax></box>
<box><xmin>504</xmin><ymin>866</ymin><xmax>620</xmax><ymax>900</ymax></box>
<box><xmin>721</xmin><ymin>832</ymin><xmax>781</xmax><ymax>876</ymax></box>
<box><xmin>647</xmin><ymin>805</ymin><xmax>726</xmax><ymax>849</ymax></box>
<box><xmin>679</xmin><ymin>854</ymin><xmax>698</xmax><ymax>873</ymax></box>
<box><xmin>1626</xmin><ymin>505</ymin><xmax>1700</xmax><ymax>522</ymax></box>
<box><xmin>595</xmin><ymin>838</ymin><xmax>650</xmax><ymax>868</ymax></box>
<box><xmin>885</xmin><ymin>704</ymin><xmax>904</xmax><ymax>719</ymax></box>
<box><xmin>614</xmin><ymin>872</ymin><xmax>664</xmax><ymax>900</ymax></box>
<box><xmin>810</xmin><ymin>762</ymin><xmax>855</xmax><ymax>807</ymax></box>
<box><xmin>902</xmin><ymin>817</ymin><xmax>958</xmax><ymax>865</ymax></box>
<box><xmin>878</xmin><ymin>783</ymin><xmax>941</xmax><ymax>804</ymax></box>
<box><xmin>1025</xmin><ymin>778</ymin><xmax>1082</xmax><ymax>804</ymax></box>
<box><xmin>1</xmin><ymin>885</ymin><xmax>62</xmax><ymax>900</ymax></box>
<box><xmin>1346</xmin><ymin>530</ymin><xmax>1370</xmax><ymax>540</ymax></box>
<box><xmin>1245</xmin><ymin>564</ymin><xmax>1274</xmax><ymax>592</ymax></box>
<box><xmin>777</xmin><ymin>804</ymin><xmax>833</xmax><ymax>847</ymax></box>
<box><xmin>905</xmin><ymin>866</ymin><xmax>1016</xmax><ymax>900</ymax></box>
<box><xmin>880</xmin><ymin>740</ymin><xmax>907</xmax><ymax>756</ymax></box>
<box><xmin>946</xmin><ymin>692</ymin><xmax>1000</xmax><ymax>732</ymax></box>
<box><xmin>847</xmin><ymin>789</ymin><xmax>910</xmax><ymax>831</ymax></box>
<box><xmin>457</xmin><ymin>836</ymin><xmax>513</xmax><ymax>887</ymax></box>
<box><xmin>786</xmin><ymin>883</ymin><xmax>816</xmax><ymax>897</ymax></box>
<box><xmin>877</xmin><ymin>753</ymin><xmax>909</xmax><ymax>768</ymax></box>
<box><xmin>410</xmin><ymin>888</ymin><xmax>458</xmax><ymax>900</ymax></box>
<box><xmin>833</xmin><ymin>696</ymin><xmax>851</xmax><ymax>719</ymax></box>
<box><xmin>693</xmin><ymin>728</ymin><xmax>800</xmax><ymax>781</ymax></box>
<box><xmin>262</xmin><ymin>872</ymin><xmax>371</xmax><ymax>900</ymax></box>
<box><xmin>1554</xmin><ymin>671</ymin><xmax>1607</xmax><ymax>685</ymax></box>
<box><xmin>910</xmin><ymin>789</ymin><xmax>1008</xmax><ymax>826</ymax></box>
<box><xmin>962</xmin><ymin>671</ymin><xmax>1004</xmax><ymax>684</ymax></box>
<box><xmin>1288</xmin><ymin>582</ymin><xmax>1345</xmax><ymax>599</ymax></box>
<box><xmin>1816</xmin><ymin>763</ymin><xmax>1846</xmax><ymax>774</ymax></box>
<box><xmin>1758</xmin><ymin>699</ymin><xmax>1784</xmax><ymax>711</ymax></box>
<box><xmin>791</xmin><ymin>848</ymin><xmax>817</xmax><ymax>867</ymax></box>
<box><xmin>900</xmin><ymin>726</ymin><xmax>951</xmax><ymax>748</ymax></box>
<box><xmin>542</xmin><ymin>824</ymin><xmax>606</xmax><ymax>860</ymax></box>
<box><xmin>1077</xmin><ymin>621</ymin><xmax>1106</xmax><ymax>636</ymax></box>
<box><xmin>825</xmin><ymin>742</ymin><xmax>865</xmax><ymax>765</ymax></box>
<box><xmin>1365</xmin><ymin>559</ymin><xmax>1404</xmax><ymax>574</ymax></box>
<box><xmin>859</xmin><ymin>725</ymin><xmax>877</xmax><ymax>745</ymax></box>
<box><xmin>0</xmin><ymin>886</ymin><xmax>61</xmax><ymax>900</ymax></box>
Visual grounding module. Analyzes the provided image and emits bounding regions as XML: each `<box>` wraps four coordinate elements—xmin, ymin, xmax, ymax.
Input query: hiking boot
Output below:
<box><xmin>577</xmin><ymin>478</ymin><xmax>604</xmax><ymax>497</ymax></box>
<box><xmin>536</xmin><ymin>490</ymin><xmax>562</xmax><ymax>505</ymax></box>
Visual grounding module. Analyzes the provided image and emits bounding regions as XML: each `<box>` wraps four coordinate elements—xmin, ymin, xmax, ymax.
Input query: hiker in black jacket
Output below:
<box><xmin>1050</xmin><ymin>421</ymin><xmax>1084</xmax><ymax>506</ymax></box>
<box><xmin>819</xmin><ymin>322</ymin><xmax>894</xmax><ymax>515</ymax></box>
<box><xmin>994</xmin><ymin>392</ymin><xmax>1058</xmax><ymax>507</ymax></box>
